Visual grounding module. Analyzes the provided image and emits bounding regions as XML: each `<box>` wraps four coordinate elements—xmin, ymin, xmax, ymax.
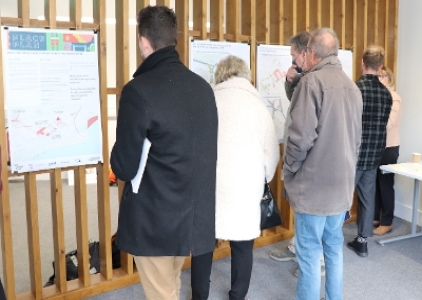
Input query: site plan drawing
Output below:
<box><xmin>256</xmin><ymin>45</ymin><xmax>292</xmax><ymax>143</ymax></box>
<box><xmin>190</xmin><ymin>40</ymin><xmax>250</xmax><ymax>85</ymax></box>
<box><xmin>2</xmin><ymin>27</ymin><xmax>103</xmax><ymax>173</ymax></box>
<box><xmin>257</xmin><ymin>45</ymin><xmax>353</xmax><ymax>143</ymax></box>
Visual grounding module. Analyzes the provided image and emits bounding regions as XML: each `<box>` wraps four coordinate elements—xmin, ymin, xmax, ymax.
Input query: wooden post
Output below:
<box><xmin>115</xmin><ymin>0</ymin><xmax>134</xmax><ymax>275</ymax></box>
<box><xmin>210</xmin><ymin>0</ymin><xmax>224</xmax><ymax>41</ymax></box>
<box><xmin>156</xmin><ymin>0</ymin><xmax>170</xmax><ymax>6</ymax></box>
<box><xmin>94</xmin><ymin>0</ymin><xmax>113</xmax><ymax>281</ymax></box>
<box><xmin>0</xmin><ymin>22</ymin><xmax>16</xmax><ymax>300</ymax></box>
<box><xmin>256</xmin><ymin>0</ymin><xmax>270</xmax><ymax>45</ymax></box>
<box><xmin>249</xmin><ymin>0</ymin><xmax>256</xmax><ymax>86</ymax></box>
<box><xmin>70</xmin><ymin>0</ymin><xmax>83</xmax><ymax>30</ymax></box>
<box><xmin>50</xmin><ymin>169</ymin><xmax>67</xmax><ymax>292</ymax></box>
<box><xmin>226</xmin><ymin>0</ymin><xmax>241</xmax><ymax>42</ymax></box>
<box><xmin>175</xmin><ymin>0</ymin><xmax>189</xmax><ymax>66</ymax></box>
<box><xmin>24</xmin><ymin>173</ymin><xmax>43</xmax><ymax>298</ymax></box>
<box><xmin>136</xmin><ymin>1</ymin><xmax>150</xmax><ymax>66</ymax></box>
<box><xmin>269</xmin><ymin>0</ymin><xmax>283</xmax><ymax>44</ymax></box>
<box><xmin>18</xmin><ymin>0</ymin><xmax>30</xmax><ymax>27</ymax></box>
<box><xmin>74</xmin><ymin>167</ymin><xmax>91</xmax><ymax>287</ymax></box>
<box><xmin>193</xmin><ymin>0</ymin><xmax>208</xmax><ymax>41</ymax></box>
<box><xmin>44</xmin><ymin>0</ymin><xmax>57</xmax><ymax>29</ymax></box>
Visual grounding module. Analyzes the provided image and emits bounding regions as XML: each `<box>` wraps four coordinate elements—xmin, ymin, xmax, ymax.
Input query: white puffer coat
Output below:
<box><xmin>214</xmin><ymin>77</ymin><xmax>279</xmax><ymax>241</ymax></box>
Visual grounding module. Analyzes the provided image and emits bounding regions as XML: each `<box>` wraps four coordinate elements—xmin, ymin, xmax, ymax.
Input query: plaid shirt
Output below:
<box><xmin>356</xmin><ymin>74</ymin><xmax>392</xmax><ymax>170</ymax></box>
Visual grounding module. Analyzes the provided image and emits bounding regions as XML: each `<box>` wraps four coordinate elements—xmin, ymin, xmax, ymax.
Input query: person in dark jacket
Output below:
<box><xmin>347</xmin><ymin>45</ymin><xmax>392</xmax><ymax>257</ymax></box>
<box><xmin>110</xmin><ymin>6</ymin><xmax>218</xmax><ymax>300</ymax></box>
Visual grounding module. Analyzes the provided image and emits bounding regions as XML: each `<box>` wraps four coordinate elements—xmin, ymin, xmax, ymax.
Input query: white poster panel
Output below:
<box><xmin>338</xmin><ymin>49</ymin><xmax>353</xmax><ymax>79</ymax></box>
<box><xmin>256</xmin><ymin>45</ymin><xmax>292</xmax><ymax>143</ymax></box>
<box><xmin>257</xmin><ymin>45</ymin><xmax>354</xmax><ymax>143</ymax></box>
<box><xmin>190</xmin><ymin>40</ymin><xmax>250</xmax><ymax>85</ymax></box>
<box><xmin>2</xmin><ymin>27</ymin><xmax>103</xmax><ymax>173</ymax></box>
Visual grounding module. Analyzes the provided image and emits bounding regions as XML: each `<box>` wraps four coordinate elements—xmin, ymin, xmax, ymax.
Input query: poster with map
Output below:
<box><xmin>1</xmin><ymin>27</ymin><xmax>103</xmax><ymax>173</ymax></box>
<box><xmin>190</xmin><ymin>40</ymin><xmax>250</xmax><ymax>85</ymax></box>
<box><xmin>256</xmin><ymin>45</ymin><xmax>292</xmax><ymax>143</ymax></box>
<box><xmin>256</xmin><ymin>45</ymin><xmax>353</xmax><ymax>143</ymax></box>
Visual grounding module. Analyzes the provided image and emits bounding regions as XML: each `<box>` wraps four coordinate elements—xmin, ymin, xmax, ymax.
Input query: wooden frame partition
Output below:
<box><xmin>0</xmin><ymin>1</ymin><xmax>122</xmax><ymax>299</ymax></box>
<box><xmin>0</xmin><ymin>0</ymin><xmax>399</xmax><ymax>299</ymax></box>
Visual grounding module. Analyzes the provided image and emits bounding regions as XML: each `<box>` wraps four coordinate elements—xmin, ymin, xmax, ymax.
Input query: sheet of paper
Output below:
<box><xmin>131</xmin><ymin>138</ymin><xmax>151</xmax><ymax>193</ymax></box>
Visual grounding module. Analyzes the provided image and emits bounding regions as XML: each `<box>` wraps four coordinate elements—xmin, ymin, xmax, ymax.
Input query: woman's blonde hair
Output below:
<box><xmin>379</xmin><ymin>65</ymin><xmax>395</xmax><ymax>89</ymax></box>
<box><xmin>214</xmin><ymin>55</ymin><xmax>251</xmax><ymax>84</ymax></box>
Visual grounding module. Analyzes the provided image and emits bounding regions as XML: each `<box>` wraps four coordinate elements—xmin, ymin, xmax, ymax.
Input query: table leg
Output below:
<box><xmin>411</xmin><ymin>179</ymin><xmax>420</xmax><ymax>234</ymax></box>
<box><xmin>378</xmin><ymin>179</ymin><xmax>422</xmax><ymax>245</ymax></box>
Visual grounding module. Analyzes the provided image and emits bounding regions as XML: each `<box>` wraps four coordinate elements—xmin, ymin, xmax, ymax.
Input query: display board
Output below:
<box><xmin>2</xmin><ymin>27</ymin><xmax>103</xmax><ymax>173</ymax></box>
<box><xmin>256</xmin><ymin>45</ymin><xmax>353</xmax><ymax>143</ymax></box>
<box><xmin>256</xmin><ymin>45</ymin><xmax>291</xmax><ymax>143</ymax></box>
<box><xmin>338</xmin><ymin>49</ymin><xmax>353</xmax><ymax>80</ymax></box>
<box><xmin>190</xmin><ymin>40</ymin><xmax>250</xmax><ymax>85</ymax></box>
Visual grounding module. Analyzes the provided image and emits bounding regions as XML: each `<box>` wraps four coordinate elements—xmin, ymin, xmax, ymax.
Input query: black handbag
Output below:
<box><xmin>260</xmin><ymin>180</ymin><xmax>283</xmax><ymax>230</ymax></box>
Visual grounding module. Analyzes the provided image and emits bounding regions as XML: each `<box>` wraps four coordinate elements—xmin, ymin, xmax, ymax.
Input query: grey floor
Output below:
<box><xmin>88</xmin><ymin>218</ymin><xmax>422</xmax><ymax>300</ymax></box>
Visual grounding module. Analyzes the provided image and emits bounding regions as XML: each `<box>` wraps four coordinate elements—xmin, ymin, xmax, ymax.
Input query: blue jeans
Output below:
<box><xmin>295</xmin><ymin>212</ymin><xmax>345</xmax><ymax>300</ymax></box>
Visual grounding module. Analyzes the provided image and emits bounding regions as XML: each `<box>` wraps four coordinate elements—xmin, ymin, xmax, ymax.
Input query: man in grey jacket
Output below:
<box><xmin>269</xmin><ymin>31</ymin><xmax>322</xmax><ymax>276</ymax></box>
<box><xmin>283</xmin><ymin>28</ymin><xmax>362</xmax><ymax>299</ymax></box>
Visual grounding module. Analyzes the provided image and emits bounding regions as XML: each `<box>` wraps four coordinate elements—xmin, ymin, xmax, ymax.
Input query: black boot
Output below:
<box><xmin>347</xmin><ymin>236</ymin><xmax>368</xmax><ymax>257</ymax></box>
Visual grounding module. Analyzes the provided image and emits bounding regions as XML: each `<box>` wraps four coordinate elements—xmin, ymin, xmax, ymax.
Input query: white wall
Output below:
<box><xmin>394</xmin><ymin>0</ymin><xmax>422</xmax><ymax>224</ymax></box>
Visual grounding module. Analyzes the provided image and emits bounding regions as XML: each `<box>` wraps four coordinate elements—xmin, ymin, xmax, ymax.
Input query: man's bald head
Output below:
<box><xmin>308</xmin><ymin>28</ymin><xmax>339</xmax><ymax>60</ymax></box>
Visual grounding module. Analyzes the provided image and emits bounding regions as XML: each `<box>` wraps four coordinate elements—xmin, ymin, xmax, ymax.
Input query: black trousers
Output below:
<box><xmin>0</xmin><ymin>279</ymin><xmax>6</xmax><ymax>300</ymax></box>
<box><xmin>374</xmin><ymin>146</ymin><xmax>399</xmax><ymax>226</ymax></box>
<box><xmin>229</xmin><ymin>239</ymin><xmax>254</xmax><ymax>300</ymax></box>
<box><xmin>191</xmin><ymin>251</ymin><xmax>213</xmax><ymax>300</ymax></box>
<box><xmin>191</xmin><ymin>239</ymin><xmax>254</xmax><ymax>300</ymax></box>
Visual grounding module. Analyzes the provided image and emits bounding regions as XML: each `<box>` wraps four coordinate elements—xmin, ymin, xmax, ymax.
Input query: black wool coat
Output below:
<box><xmin>110</xmin><ymin>46</ymin><xmax>218</xmax><ymax>256</ymax></box>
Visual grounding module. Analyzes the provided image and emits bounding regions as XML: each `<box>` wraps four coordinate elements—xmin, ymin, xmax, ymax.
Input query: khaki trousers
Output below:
<box><xmin>134</xmin><ymin>256</ymin><xmax>186</xmax><ymax>300</ymax></box>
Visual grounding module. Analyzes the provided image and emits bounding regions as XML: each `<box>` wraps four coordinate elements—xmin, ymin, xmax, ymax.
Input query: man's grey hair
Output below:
<box><xmin>288</xmin><ymin>31</ymin><xmax>311</xmax><ymax>52</ymax></box>
<box><xmin>214</xmin><ymin>55</ymin><xmax>251</xmax><ymax>84</ymax></box>
<box><xmin>308</xmin><ymin>28</ymin><xmax>339</xmax><ymax>59</ymax></box>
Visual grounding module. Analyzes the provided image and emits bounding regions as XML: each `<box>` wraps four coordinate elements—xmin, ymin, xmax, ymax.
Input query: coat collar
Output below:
<box><xmin>305</xmin><ymin>55</ymin><xmax>342</xmax><ymax>74</ymax></box>
<box><xmin>133</xmin><ymin>46</ymin><xmax>180</xmax><ymax>78</ymax></box>
<box><xmin>213</xmin><ymin>77</ymin><xmax>260</xmax><ymax>98</ymax></box>
<box><xmin>360</xmin><ymin>74</ymin><xmax>380</xmax><ymax>81</ymax></box>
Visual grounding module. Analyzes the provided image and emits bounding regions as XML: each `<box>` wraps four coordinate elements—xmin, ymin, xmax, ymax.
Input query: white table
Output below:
<box><xmin>378</xmin><ymin>163</ymin><xmax>422</xmax><ymax>245</ymax></box>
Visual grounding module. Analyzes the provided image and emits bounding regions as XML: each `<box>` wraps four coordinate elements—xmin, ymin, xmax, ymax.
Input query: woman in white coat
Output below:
<box><xmin>213</xmin><ymin>55</ymin><xmax>279</xmax><ymax>300</ymax></box>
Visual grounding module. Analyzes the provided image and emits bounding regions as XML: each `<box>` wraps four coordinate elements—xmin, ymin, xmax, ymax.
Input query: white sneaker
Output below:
<box><xmin>269</xmin><ymin>248</ymin><xmax>297</xmax><ymax>262</ymax></box>
<box><xmin>293</xmin><ymin>265</ymin><xmax>326</xmax><ymax>277</ymax></box>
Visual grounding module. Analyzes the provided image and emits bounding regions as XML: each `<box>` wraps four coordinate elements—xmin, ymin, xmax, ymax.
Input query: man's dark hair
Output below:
<box><xmin>137</xmin><ymin>6</ymin><xmax>177</xmax><ymax>50</ymax></box>
<box><xmin>288</xmin><ymin>31</ymin><xmax>311</xmax><ymax>52</ymax></box>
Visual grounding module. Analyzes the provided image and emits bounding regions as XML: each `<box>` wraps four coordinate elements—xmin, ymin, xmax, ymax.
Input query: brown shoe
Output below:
<box><xmin>373</xmin><ymin>225</ymin><xmax>393</xmax><ymax>235</ymax></box>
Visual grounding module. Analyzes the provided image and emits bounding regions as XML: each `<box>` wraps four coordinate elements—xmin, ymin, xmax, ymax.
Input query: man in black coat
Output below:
<box><xmin>110</xmin><ymin>6</ymin><xmax>218</xmax><ymax>299</ymax></box>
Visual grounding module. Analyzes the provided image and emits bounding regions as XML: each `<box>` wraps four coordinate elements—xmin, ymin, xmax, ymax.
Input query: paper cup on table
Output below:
<box><xmin>412</xmin><ymin>153</ymin><xmax>421</xmax><ymax>163</ymax></box>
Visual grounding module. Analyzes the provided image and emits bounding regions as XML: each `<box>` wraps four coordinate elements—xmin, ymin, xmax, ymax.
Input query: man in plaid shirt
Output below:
<box><xmin>348</xmin><ymin>45</ymin><xmax>392</xmax><ymax>257</ymax></box>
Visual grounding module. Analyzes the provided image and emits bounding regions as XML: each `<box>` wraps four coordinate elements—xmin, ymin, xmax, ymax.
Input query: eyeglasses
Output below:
<box><xmin>292</xmin><ymin>52</ymin><xmax>301</xmax><ymax>62</ymax></box>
